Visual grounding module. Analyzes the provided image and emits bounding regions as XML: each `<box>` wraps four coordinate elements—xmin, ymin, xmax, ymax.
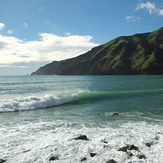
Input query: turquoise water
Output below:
<box><xmin>0</xmin><ymin>75</ymin><xmax>163</xmax><ymax>162</ymax></box>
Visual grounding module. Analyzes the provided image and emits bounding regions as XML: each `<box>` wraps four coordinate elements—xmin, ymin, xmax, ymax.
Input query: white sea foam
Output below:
<box><xmin>0</xmin><ymin>94</ymin><xmax>78</xmax><ymax>112</ymax></box>
<box><xmin>0</xmin><ymin>121</ymin><xmax>163</xmax><ymax>163</ymax></box>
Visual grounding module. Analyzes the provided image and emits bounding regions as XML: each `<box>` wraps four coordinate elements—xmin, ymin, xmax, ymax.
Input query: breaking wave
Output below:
<box><xmin>0</xmin><ymin>94</ymin><xmax>78</xmax><ymax>113</ymax></box>
<box><xmin>0</xmin><ymin>88</ymin><xmax>163</xmax><ymax>113</ymax></box>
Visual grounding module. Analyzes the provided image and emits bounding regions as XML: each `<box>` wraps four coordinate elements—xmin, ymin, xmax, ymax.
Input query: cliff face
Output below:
<box><xmin>32</xmin><ymin>27</ymin><xmax>163</xmax><ymax>75</ymax></box>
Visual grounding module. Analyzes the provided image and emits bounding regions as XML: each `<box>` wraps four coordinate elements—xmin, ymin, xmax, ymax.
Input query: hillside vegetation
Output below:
<box><xmin>32</xmin><ymin>27</ymin><xmax>163</xmax><ymax>75</ymax></box>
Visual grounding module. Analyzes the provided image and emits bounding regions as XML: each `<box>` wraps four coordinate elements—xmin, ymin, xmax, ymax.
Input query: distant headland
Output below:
<box><xmin>31</xmin><ymin>27</ymin><xmax>163</xmax><ymax>75</ymax></box>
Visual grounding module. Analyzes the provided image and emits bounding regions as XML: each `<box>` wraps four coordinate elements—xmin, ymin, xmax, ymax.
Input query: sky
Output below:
<box><xmin>0</xmin><ymin>0</ymin><xmax>163</xmax><ymax>75</ymax></box>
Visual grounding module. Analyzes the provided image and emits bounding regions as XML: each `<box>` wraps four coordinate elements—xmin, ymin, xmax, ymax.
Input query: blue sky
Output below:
<box><xmin>0</xmin><ymin>0</ymin><xmax>163</xmax><ymax>75</ymax></box>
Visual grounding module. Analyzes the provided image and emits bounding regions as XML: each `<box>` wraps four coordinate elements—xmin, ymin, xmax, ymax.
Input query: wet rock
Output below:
<box><xmin>90</xmin><ymin>153</ymin><xmax>97</xmax><ymax>157</ymax></box>
<box><xmin>0</xmin><ymin>159</ymin><xmax>6</xmax><ymax>163</ymax></box>
<box><xmin>117</xmin><ymin>146</ymin><xmax>127</xmax><ymax>152</ymax></box>
<box><xmin>155</xmin><ymin>136</ymin><xmax>159</xmax><ymax>140</ymax></box>
<box><xmin>106</xmin><ymin>159</ymin><xmax>117</xmax><ymax>163</ymax></box>
<box><xmin>145</xmin><ymin>142</ymin><xmax>154</xmax><ymax>147</ymax></box>
<box><xmin>127</xmin><ymin>145</ymin><xmax>138</xmax><ymax>150</ymax></box>
<box><xmin>101</xmin><ymin>140</ymin><xmax>108</xmax><ymax>144</ymax></box>
<box><xmin>81</xmin><ymin>157</ymin><xmax>87</xmax><ymax>162</ymax></box>
<box><xmin>49</xmin><ymin>156</ymin><xmax>59</xmax><ymax>161</ymax></box>
<box><xmin>111</xmin><ymin>113</ymin><xmax>119</xmax><ymax>116</ymax></box>
<box><xmin>127</xmin><ymin>151</ymin><xmax>133</xmax><ymax>157</ymax></box>
<box><xmin>137</xmin><ymin>154</ymin><xmax>146</xmax><ymax>159</ymax></box>
<box><xmin>117</xmin><ymin>144</ymin><xmax>138</xmax><ymax>152</ymax></box>
<box><xmin>73</xmin><ymin>135</ymin><xmax>89</xmax><ymax>140</ymax></box>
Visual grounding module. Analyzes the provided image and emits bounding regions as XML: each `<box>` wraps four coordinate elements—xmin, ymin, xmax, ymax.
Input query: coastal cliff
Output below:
<box><xmin>32</xmin><ymin>27</ymin><xmax>163</xmax><ymax>75</ymax></box>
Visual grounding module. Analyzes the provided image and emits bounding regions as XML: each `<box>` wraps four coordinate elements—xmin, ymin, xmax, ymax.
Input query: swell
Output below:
<box><xmin>0</xmin><ymin>89</ymin><xmax>163</xmax><ymax>113</ymax></box>
<box><xmin>79</xmin><ymin>88</ymin><xmax>163</xmax><ymax>101</ymax></box>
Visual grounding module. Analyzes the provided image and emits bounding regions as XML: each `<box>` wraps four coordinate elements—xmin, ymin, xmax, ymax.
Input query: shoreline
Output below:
<box><xmin>0</xmin><ymin>122</ymin><xmax>163</xmax><ymax>162</ymax></box>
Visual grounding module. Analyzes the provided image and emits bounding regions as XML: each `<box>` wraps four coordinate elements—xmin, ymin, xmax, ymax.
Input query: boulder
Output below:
<box><xmin>126</xmin><ymin>151</ymin><xmax>133</xmax><ymax>157</ymax></box>
<box><xmin>101</xmin><ymin>140</ymin><xmax>108</xmax><ymax>144</ymax></box>
<box><xmin>111</xmin><ymin>113</ymin><xmax>119</xmax><ymax>116</ymax></box>
<box><xmin>73</xmin><ymin>135</ymin><xmax>89</xmax><ymax>140</ymax></box>
<box><xmin>137</xmin><ymin>154</ymin><xmax>146</xmax><ymax>159</ymax></box>
<box><xmin>106</xmin><ymin>159</ymin><xmax>117</xmax><ymax>163</ymax></box>
<box><xmin>0</xmin><ymin>159</ymin><xmax>6</xmax><ymax>163</ymax></box>
<box><xmin>81</xmin><ymin>157</ymin><xmax>87</xmax><ymax>162</ymax></box>
<box><xmin>127</xmin><ymin>145</ymin><xmax>138</xmax><ymax>150</ymax></box>
<box><xmin>145</xmin><ymin>142</ymin><xmax>154</xmax><ymax>147</ymax></box>
<box><xmin>117</xmin><ymin>144</ymin><xmax>138</xmax><ymax>152</ymax></box>
<box><xmin>90</xmin><ymin>153</ymin><xmax>97</xmax><ymax>157</ymax></box>
<box><xmin>49</xmin><ymin>156</ymin><xmax>59</xmax><ymax>161</ymax></box>
<box><xmin>117</xmin><ymin>146</ymin><xmax>127</xmax><ymax>152</ymax></box>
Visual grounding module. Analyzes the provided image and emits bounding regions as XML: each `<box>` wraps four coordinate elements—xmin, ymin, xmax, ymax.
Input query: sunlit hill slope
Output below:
<box><xmin>32</xmin><ymin>27</ymin><xmax>163</xmax><ymax>75</ymax></box>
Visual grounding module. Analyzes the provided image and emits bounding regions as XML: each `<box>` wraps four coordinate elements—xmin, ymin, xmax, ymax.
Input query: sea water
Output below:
<box><xmin>0</xmin><ymin>75</ymin><xmax>163</xmax><ymax>163</ymax></box>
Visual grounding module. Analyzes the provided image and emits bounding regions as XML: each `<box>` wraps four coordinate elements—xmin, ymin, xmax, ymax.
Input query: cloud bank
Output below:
<box><xmin>0</xmin><ymin>24</ymin><xmax>98</xmax><ymax>73</ymax></box>
<box><xmin>0</xmin><ymin>23</ymin><xmax>5</xmax><ymax>30</ymax></box>
<box><xmin>136</xmin><ymin>1</ymin><xmax>163</xmax><ymax>16</ymax></box>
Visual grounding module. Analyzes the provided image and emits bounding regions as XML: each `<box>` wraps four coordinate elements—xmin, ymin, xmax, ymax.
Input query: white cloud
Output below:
<box><xmin>126</xmin><ymin>16</ymin><xmax>140</xmax><ymax>22</ymax></box>
<box><xmin>136</xmin><ymin>1</ymin><xmax>163</xmax><ymax>16</ymax></box>
<box><xmin>0</xmin><ymin>33</ymin><xmax>98</xmax><ymax>68</ymax></box>
<box><xmin>7</xmin><ymin>30</ymin><xmax>14</xmax><ymax>35</ymax></box>
<box><xmin>159</xmin><ymin>9</ymin><xmax>163</xmax><ymax>16</ymax></box>
<box><xmin>0</xmin><ymin>23</ymin><xmax>5</xmax><ymax>30</ymax></box>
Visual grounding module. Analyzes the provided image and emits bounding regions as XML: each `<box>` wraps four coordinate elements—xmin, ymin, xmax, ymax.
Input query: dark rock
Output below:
<box><xmin>81</xmin><ymin>157</ymin><xmax>87</xmax><ymax>162</ymax></box>
<box><xmin>137</xmin><ymin>154</ymin><xmax>146</xmax><ymax>159</ymax></box>
<box><xmin>127</xmin><ymin>151</ymin><xmax>133</xmax><ymax>157</ymax></box>
<box><xmin>111</xmin><ymin>113</ymin><xmax>119</xmax><ymax>116</ymax></box>
<box><xmin>90</xmin><ymin>153</ymin><xmax>97</xmax><ymax>157</ymax></box>
<box><xmin>155</xmin><ymin>136</ymin><xmax>159</xmax><ymax>140</ymax></box>
<box><xmin>117</xmin><ymin>144</ymin><xmax>138</xmax><ymax>152</ymax></box>
<box><xmin>117</xmin><ymin>146</ymin><xmax>127</xmax><ymax>152</ymax></box>
<box><xmin>73</xmin><ymin>135</ymin><xmax>89</xmax><ymax>140</ymax></box>
<box><xmin>145</xmin><ymin>142</ymin><xmax>154</xmax><ymax>147</ymax></box>
<box><xmin>106</xmin><ymin>159</ymin><xmax>117</xmax><ymax>163</ymax></box>
<box><xmin>49</xmin><ymin>156</ymin><xmax>59</xmax><ymax>161</ymax></box>
<box><xmin>101</xmin><ymin>140</ymin><xmax>108</xmax><ymax>144</ymax></box>
<box><xmin>0</xmin><ymin>159</ymin><xmax>6</xmax><ymax>163</ymax></box>
<box><xmin>104</xmin><ymin>144</ymin><xmax>109</xmax><ymax>148</ymax></box>
<box><xmin>126</xmin><ymin>145</ymin><xmax>138</xmax><ymax>150</ymax></box>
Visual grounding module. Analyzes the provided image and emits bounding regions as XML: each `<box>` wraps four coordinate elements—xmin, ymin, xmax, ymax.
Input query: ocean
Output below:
<box><xmin>0</xmin><ymin>75</ymin><xmax>163</xmax><ymax>163</ymax></box>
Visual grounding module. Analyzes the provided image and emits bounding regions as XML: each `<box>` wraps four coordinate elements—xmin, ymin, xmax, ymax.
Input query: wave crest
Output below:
<box><xmin>0</xmin><ymin>94</ymin><xmax>78</xmax><ymax>113</ymax></box>
<box><xmin>1</xmin><ymin>88</ymin><xmax>162</xmax><ymax>113</ymax></box>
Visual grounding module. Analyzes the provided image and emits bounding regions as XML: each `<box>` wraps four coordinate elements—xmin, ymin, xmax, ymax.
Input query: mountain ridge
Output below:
<box><xmin>32</xmin><ymin>27</ymin><xmax>163</xmax><ymax>75</ymax></box>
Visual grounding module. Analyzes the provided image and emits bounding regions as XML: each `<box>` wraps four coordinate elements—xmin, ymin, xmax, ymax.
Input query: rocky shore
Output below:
<box><xmin>1</xmin><ymin>121</ymin><xmax>162</xmax><ymax>163</ymax></box>
<box><xmin>0</xmin><ymin>137</ymin><xmax>148</xmax><ymax>163</ymax></box>
<box><xmin>41</xmin><ymin>134</ymin><xmax>149</xmax><ymax>163</ymax></box>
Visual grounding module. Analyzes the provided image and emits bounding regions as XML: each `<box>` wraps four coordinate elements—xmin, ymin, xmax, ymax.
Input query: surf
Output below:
<box><xmin>0</xmin><ymin>88</ymin><xmax>163</xmax><ymax>113</ymax></box>
<box><xmin>0</xmin><ymin>94</ymin><xmax>78</xmax><ymax>113</ymax></box>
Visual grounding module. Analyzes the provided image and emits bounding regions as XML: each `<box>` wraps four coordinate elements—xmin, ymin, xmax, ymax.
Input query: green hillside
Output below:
<box><xmin>32</xmin><ymin>27</ymin><xmax>163</xmax><ymax>75</ymax></box>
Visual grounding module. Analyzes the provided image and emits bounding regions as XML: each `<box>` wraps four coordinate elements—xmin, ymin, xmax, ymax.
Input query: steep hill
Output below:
<box><xmin>32</xmin><ymin>27</ymin><xmax>163</xmax><ymax>75</ymax></box>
